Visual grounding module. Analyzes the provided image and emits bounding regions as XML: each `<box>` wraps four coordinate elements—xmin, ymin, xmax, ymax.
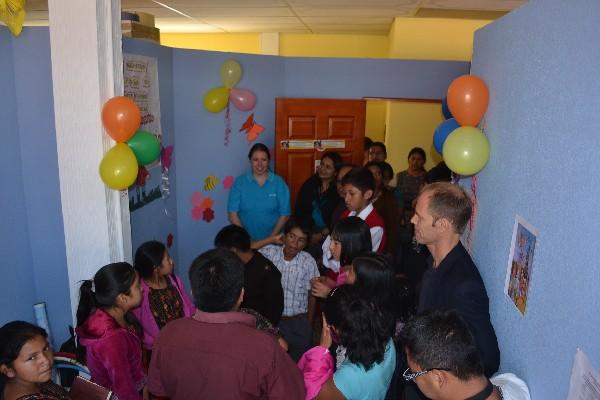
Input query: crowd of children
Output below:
<box><xmin>2</xmin><ymin>144</ymin><xmax>500</xmax><ymax>400</ymax></box>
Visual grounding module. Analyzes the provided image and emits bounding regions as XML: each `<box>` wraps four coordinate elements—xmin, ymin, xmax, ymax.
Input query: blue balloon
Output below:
<box><xmin>441</xmin><ymin>97</ymin><xmax>453</xmax><ymax>120</ymax></box>
<box><xmin>433</xmin><ymin>118</ymin><xmax>460</xmax><ymax>154</ymax></box>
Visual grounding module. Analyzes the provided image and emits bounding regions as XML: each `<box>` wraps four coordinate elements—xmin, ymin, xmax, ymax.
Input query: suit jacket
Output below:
<box><xmin>418</xmin><ymin>242</ymin><xmax>500</xmax><ymax>377</ymax></box>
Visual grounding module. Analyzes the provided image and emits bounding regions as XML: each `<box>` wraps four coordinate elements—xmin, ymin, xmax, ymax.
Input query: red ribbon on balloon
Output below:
<box><xmin>203</xmin><ymin>59</ymin><xmax>258</xmax><ymax>146</ymax></box>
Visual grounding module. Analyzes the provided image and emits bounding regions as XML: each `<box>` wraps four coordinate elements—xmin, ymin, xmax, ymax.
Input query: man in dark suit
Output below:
<box><xmin>410</xmin><ymin>182</ymin><xmax>499</xmax><ymax>377</ymax></box>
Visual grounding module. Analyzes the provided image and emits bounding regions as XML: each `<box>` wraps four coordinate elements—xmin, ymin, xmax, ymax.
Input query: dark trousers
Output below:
<box><xmin>279</xmin><ymin>314</ymin><xmax>312</xmax><ymax>362</ymax></box>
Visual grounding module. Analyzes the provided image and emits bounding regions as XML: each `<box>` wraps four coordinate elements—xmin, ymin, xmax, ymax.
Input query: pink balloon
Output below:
<box><xmin>229</xmin><ymin>88</ymin><xmax>256</xmax><ymax>111</ymax></box>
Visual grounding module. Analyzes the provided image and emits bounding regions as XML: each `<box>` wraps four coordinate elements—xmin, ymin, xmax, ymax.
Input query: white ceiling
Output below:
<box><xmin>25</xmin><ymin>0</ymin><xmax>526</xmax><ymax>34</ymax></box>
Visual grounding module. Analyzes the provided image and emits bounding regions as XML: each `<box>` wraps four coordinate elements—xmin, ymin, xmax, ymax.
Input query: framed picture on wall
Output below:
<box><xmin>504</xmin><ymin>215</ymin><xmax>539</xmax><ymax>316</ymax></box>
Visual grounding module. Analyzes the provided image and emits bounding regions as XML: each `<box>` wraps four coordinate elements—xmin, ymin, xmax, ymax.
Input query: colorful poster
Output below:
<box><xmin>123</xmin><ymin>53</ymin><xmax>161</xmax><ymax>137</ymax></box>
<box><xmin>504</xmin><ymin>215</ymin><xmax>539</xmax><ymax>315</ymax></box>
<box><xmin>124</xmin><ymin>53</ymin><xmax>163</xmax><ymax>211</ymax></box>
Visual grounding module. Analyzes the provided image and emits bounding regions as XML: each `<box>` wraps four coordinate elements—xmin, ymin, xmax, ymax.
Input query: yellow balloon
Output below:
<box><xmin>442</xmin><ymin>127</ymin><xmax>490</xmax><ymax>176</ymax></box>
<box><xmin>220</xmin><ymin>59</ymin><xmax>242</xmax><ymax>88</ymax></box>
<box><xmin>203</xmin><ymin>86</ymin><xmax>230</xmax><ymax>113</ymax></box>
<box><xmin>99</xmin><ymin>143</ymin><xmax>138</xmax><ymax>190</ymax></box>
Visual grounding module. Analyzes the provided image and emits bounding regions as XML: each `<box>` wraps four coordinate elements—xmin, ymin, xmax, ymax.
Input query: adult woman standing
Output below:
<box><xmin>295</xmin><ymin>152</ymin><xmax>343</xmax><ymax>244</ymax></box>
<box><xmin>394</xmin><ymin>147</ymin><xmax>427</xmax><ymax>227</ymax></box>
<box><xmin>228</xmin><ymin>143</ymin><xmax>291</xmax><ymax>241</ymax></box>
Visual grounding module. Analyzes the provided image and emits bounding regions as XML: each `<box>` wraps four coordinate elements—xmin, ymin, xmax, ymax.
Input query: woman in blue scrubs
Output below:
<box><xmin>227</xmin><ymin>143</ymin><xmax>291</xmax><ymax>241</ymax></box>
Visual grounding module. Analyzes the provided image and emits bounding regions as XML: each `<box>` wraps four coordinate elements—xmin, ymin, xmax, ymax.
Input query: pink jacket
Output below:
<box><xmin>76</xmin><ymin>309</ymin><xmax>145</xmax><ymax>400</ymax></box>
<box><xmin>297</xmin><ymin>346</ymin><xmax>334</xmax><ymax>400</ymax></box>
<box><xmin>131</xmin><ymin>274</ymin><xmax>196</xmax><ymax>349</ymax></box>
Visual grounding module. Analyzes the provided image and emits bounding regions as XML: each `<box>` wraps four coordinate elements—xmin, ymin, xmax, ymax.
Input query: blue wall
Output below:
<box><xmin>122</xmin><ymin>39</ymin><xmax>178</xmax><ymax>264</ymax></box>
<box><xmin>161</xmin><ymin>49</ymin><xmax>468</xmax><ymax>289</ymax></box>
<box><xmin>0</xmin><ymin>27</ymin><xmax>70</xmax><ymax>347</ymax></box>
<box><xmin>470</xmin><ymin>0</ymin><xmax>600</xmax><ymax>397</ymax></box>
<box><xmin>0</xmin><ymin>28</ymin><xmax>38</xmax><ymax>326</ymax></box>
<box><xmin>283</xmin><ymin>57</ymin><xmax>468</xmax><ymax>99</ymax></box>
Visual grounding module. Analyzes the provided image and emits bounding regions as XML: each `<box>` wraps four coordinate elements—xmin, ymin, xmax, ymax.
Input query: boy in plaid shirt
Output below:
<box><xmin>259</xmin><ymin>219</ymin><xmax>319</xmax><ymax>361</ymax></box>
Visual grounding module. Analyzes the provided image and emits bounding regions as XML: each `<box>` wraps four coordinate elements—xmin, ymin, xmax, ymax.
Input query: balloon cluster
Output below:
<box><xmin>99</xmin><ymin>96</ymin><xmax>161</xmax><ymax>190</ymax></box>
<box><xmin>434</xmin><ymin>75</ymin><xmax>491</xmax><ymax>176</ymax></box>
<box><xmin>204</xmin><ymin>59</ymin><xmax>256</xmax><ymax>113</ymax></box>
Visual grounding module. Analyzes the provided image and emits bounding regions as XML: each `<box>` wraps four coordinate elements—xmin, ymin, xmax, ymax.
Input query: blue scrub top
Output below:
<box><xmin>227</xmin><ymin>171</ymin><xmax>291</xmax><ymax>241</ymax></box>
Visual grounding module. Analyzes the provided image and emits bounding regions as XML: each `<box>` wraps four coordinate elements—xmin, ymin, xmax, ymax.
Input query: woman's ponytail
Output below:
<box><xmin>76</xmin><ymin>280</ymin><xmax>96</xmax><ymax>327</ymax></box>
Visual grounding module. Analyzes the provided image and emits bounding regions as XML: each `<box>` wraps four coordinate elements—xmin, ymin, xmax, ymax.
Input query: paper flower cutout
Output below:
<box><xmin>161</xmin><ymin>145</ymin><xmax>174</xmax><ymax>170</ymax></box>
<box><xmin>191</xmin><ymin>206</ymin><xmax>203</xmax><ymax>220</ymax></box>
<box><xmin>203</xmin><ymin>175</ymin><xmax>218</xmax><ymax>191</ymax></box>
<box><xmin>202</xmin><ymin>208</ymin><xmax>215</xmax><ymax>222</ymax></box>
<box><xmin>200</xmin><ymin>197</ymin><xmax>214</xmax><ymax>210</ymax></box>
<box><xmin>191</xmin><ymin>191</ymin><xmax>215</xmax><ymax>222</ymax></box>
<box><xmin>223</xmin><ymin>175</ymin><xmax>234</xmax><ymax>190</ymax></box>
<box><xmin>191</xmin><ymin>191</ymin><xmax>204</xmax><ymax>207</ymax></box>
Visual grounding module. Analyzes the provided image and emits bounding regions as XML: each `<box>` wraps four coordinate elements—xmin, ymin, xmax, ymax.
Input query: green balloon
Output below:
<box><xmin>127</xmin><ymin>130</ymin><xmax>161</xmax><ymax>165</ymax></box>
<box><xmin>220</xmin><ymin>59</ymin><xmax>242</xmax><ymax>88</ymax></box>
<box><xmin>442</xmin><ymin>127</ymin><xmax>490</xmax><ymax>176</ymax></box>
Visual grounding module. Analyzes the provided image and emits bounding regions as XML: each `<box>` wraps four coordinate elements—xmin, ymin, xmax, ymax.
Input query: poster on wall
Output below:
<box><xmin>123</xmin><ymin>53</ymin><xmax>163</xmax><ymax>211</ymax></box>
<box><xmin>504</xmin><ymin>215</ymin><xmax>539</xmax><ymax>315</ymax></box>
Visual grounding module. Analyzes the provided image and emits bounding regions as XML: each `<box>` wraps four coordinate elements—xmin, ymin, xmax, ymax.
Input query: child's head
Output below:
<box><xmin>347</xmin><ymin>253</ymin><xmax>396</xmax><ymax>315</ymax></box>
<box><xmin>76</xmin><ymin>262</ymin><xmax>142</xmax><ymax>327</ymax></box>
<box><xmin>0</xmin><ymin>321</ymin><xmax>52</xmax><ymax>390</ymax></box>
<box><xmin>281</xmin><ymin>218</ymin><xmax>310</xmax><ymax>260</ymax></box>
<box><xmin>379</xmin><ymin>161</ymin><xmax>394</xmax><ymax>187</ymax></box>
<box><xmin>364</xmin><ymin>161</ymin><xmax>383</xmax><ymax>191</ymax></box>
<box><xmin>214</xmin><ymin>224</ymin><xmax>251</xmax><ymax>253</ymax></box>
<box><xmin>323</xmin><ymin>285</ymin><xmax>394</xmax><ymax>369</ymax></box>
<box><xmin>341</xmin><ymin>167</ymin><xmax>375</xmax><ymax>212</ymax></box>
<box><xmin>134</xmin><ymin>241</ymin><xmax>173</xmax><ymax>279</ymax></box>
<box><xmin>330</xmin><ymin>217</ymin><xmax>372</xmax><ymax>266</ymax></box>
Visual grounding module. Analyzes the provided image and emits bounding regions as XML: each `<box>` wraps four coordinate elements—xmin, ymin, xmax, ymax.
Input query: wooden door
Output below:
<box><xmin>275</xmin><ymin>98</ymin><xmax>366</xmax><ymax>211</ymax></box>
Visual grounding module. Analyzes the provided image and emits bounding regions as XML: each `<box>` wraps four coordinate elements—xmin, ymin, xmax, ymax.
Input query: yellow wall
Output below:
<box><xmin>381</xmin><ymin>17</ymin><xmax>489</xmax><ymax>177</ymax></box>
<box><xmin>365</xmin><ymin>101</ymin><xmax>387</xmax><ymax>142</ymax></box>
<box><xmin>388</xmin><ymin>17</ymin><xmax>492</xmax><ymax>61</ymax></box>
<box><xmin>385</xmin><ymin>101</ymin><xmax>443</xmax><ymax>173</ymax></box>
<box><xmin>160</xmin><ymin>33</ymin><xmax>261</xmax><ymax>54</ymax></box>
<box><xmin>279</xmin><ymin>34</ymin><xmax>388</xmax><ymax>58</ymax></box>
<box><xmin>160</xmin><ymin>19</ymin><xmax>486</xmax><ymax>176</ymax></box>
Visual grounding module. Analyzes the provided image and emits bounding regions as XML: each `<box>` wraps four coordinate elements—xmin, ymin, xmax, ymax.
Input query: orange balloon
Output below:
<box><xmin>101</xmin><ymin>96</ymin><xmax>141</xmax><ymax>142</ymax></box>
<box><xmin>447</xmin><ymin>75</ymin><xmax>489</xmax><ymax>127</ymax></box>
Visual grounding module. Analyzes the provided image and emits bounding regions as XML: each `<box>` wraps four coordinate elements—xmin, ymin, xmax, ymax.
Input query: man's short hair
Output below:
<box><xmin>420</xmin><ymin>182</ymin><xmax>471</xmax><ymax>234</ymax></box>
<box><xmin>214</xmin><ymin>224</ymin><xmax>251</xmax><ymax>252</ymax></box>
<box><xmin>188</xmin><ymin>248</ymin><xmax>244</xmax><ymax>312</ymax></box>
<box><xmin>282</xmin><ymin>217</ymin><xmax>310</xmax><ymax>238</ymax></box>
<box><xmin>400</xmin><ymin>309</ymin><xmax>483</xmax><ymax>380</ymax></box>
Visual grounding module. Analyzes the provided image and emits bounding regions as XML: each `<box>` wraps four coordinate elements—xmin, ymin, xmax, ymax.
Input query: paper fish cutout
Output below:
<box><xmin>202</xmin><ymin>208</ymin><xmax>215</xmax><ymax>223</ymax></box>
<box><xmin>223</xmin><ymin>175</ymin><xmax>234</xmax><ymax>190</ymax></box>
<box><xmin>203</xmin><ymin>175</ymin><xmax>218</xmax><ymax>191</ymax></box>
<box><xmin>239</xmin><ymin>113</ymin><xmax>264</xmax><ymax>143</ymax></box>
<box><xmin>0</xmin><ymin>0</ymin><xmax>26</xmax><ymax>37</ymax></box>
<box><xmin>161</xmin><ymin>145</ymin><xmax>174</xmax><ymax>170</ymax></box>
